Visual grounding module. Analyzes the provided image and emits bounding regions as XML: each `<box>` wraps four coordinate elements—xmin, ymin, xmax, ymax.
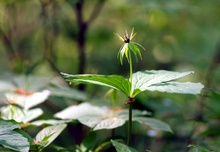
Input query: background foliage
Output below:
<box><xmin>0</xmin><ymin>0</ymin><xmax>220</xmax><ymax>151</ymax></box>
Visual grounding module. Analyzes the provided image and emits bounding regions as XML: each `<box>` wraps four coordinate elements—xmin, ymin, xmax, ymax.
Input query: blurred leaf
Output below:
<box><xmin>0</xmin><ymin>146</ymin><xmax>17</xmax><ymax>152</ymax></box>
<box><xmin>1</xmin><ymin>105</ymin><xmax>43</xmax><ymax>123</ymax></box>
<box><xmin>79</xmin><ymin>115</ymin><xmax>126</xmax><ymax>131</ymax></box>
<box><xmin>54</xmin><ymin>102</ymin><xmax>105</xmax><ymax>120</ymax></box>
<box><xmin>61</xmin><ymin>73</ymin><xmax>131</xmax><ymax>96</ymax></box>
<box><xmin>50</xmin><ymin>145</ymin><xmax>72</xmax><ymax>152</ymax></box>
<box><xmin>117</xmin><ymin>109</ymin><xmax>151</xmax><ymax>119</ymax></box>
<box><xmin>48</xmin><ymin>85</ymin><xmax>86</xmax><ymax>101</ymax></box>
<box><xmin>55</xmin><ymin>102</ymin><xmax>158</xmax><ymax>131</ymax></box>
<box><xmin>31</xmin><ymin>119</ymin><xmax>71</xmax><ymax>126</ymax></box>
<box><xmin>79</xmin><ymin>131</ymin><xmax>96</xmax><ymax>152</ymax></box>
<box><xmin>5</xmin><ymin>90</ymin><xmax>50</xmax><ymax>110</ymax></box>
<box><xmin>0</xmin><ymin>80</ymin><xmax>15</xmax><ymax>92</ymax></box>
<box><xmin>111</xmin><ymin>140</ymin><xmax>138</xmax><ymax>152</ymax></box>
<box><xmin>34</xmin><ymin>124</ymin><xmax>67</xmax><ymax>150</ymax></box>
<box><xmin>0</xmin><ymin>120</ymin><xmax>30</xmax><ymax>152</ymax></box>
<box><xmin>204</xmin><ymin>91</ymin><xmax>220</xmax><ymax>117</ymax></box>
<box><xmin>12</xmin><ymin>75</ymin><xmax>50</xmax><ymax>92</ymax></box>
<box><xmin>188</xmin><ymin>144</ymin><xmax>213</xmax><ymax>152</ymax></box>
<box><xmin>132</xmin><ymin>117</ymin><xmax>172</xmax><ymax>132</ymax></box>
<box><xmin>55</xmin><ymin>103</ymin><xmax>126</xmax><ymax>130</ymax></box>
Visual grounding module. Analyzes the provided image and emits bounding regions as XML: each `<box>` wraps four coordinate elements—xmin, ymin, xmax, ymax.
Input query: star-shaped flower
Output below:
<box><xmin>115</xmin><ymin>28</ymin><xmax>145</xmax><ymax>64</ymax></box>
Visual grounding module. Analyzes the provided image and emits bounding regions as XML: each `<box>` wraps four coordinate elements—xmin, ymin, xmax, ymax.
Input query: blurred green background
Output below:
<box><xmin>0</xmin><ymin>0</ymin><xmax>220</xmax><ymax>151</ymax></box>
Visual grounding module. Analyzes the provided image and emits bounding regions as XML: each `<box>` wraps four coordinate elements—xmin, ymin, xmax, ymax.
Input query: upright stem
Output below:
<box><xmin>127</xmin><ymin>102</ymin><xmax>132</xmax><ymax>146</ymax></box>
<box><xmin>127</xmin><ymin>50</ymin><xmax>133</xmax><ymax>146</ymax></box>
<box><xmin>128</xmin><ymin>51</ymin><xmax>133</xmax><ymax>85</ymax></box>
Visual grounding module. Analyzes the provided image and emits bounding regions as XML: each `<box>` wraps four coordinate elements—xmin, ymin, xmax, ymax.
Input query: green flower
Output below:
<box><xmin>116</xmin><ymin>28</ymin><xmax>145</xmax><ymax>64</ymax></box>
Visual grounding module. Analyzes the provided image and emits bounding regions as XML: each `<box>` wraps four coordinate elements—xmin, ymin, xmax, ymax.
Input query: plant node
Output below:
<box><xmin>126</xmin><ymin>97</ymin><xmax>135</xmax><ymax>104</ymax></box>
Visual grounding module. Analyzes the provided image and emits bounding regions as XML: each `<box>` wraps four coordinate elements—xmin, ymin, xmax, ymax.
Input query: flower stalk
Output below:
<box><xmin>116</xmin><ymin>28</ymin><xmax>145</xmax><ymax>146</ymax></box>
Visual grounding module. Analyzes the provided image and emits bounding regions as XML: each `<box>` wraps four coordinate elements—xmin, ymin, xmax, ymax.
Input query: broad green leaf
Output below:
<box><xmin>61</xmin><ymin>73</ymin><xmax>131</xmax><ymax>96</ymax></box>
<box><xmin>48</xmin><ymin>85</ymin><xmax>86</xmax><ymax>101</ymax></box>
<box><xmin>34</xmin><ymin>124</ymin><xmax>67</xmax><ymax>149</ymax></box>
<box><xmin>111</xmin><ymin>140</ymin><xmax>138</xmax><ymax>152</ymax></box>
<box><xmin>0</xmin><ymin>120</ymin><xmax>30</xmax><ymax>152</ymax></box>
<box><xmin>145</xmin><ymin>82</ymin><xmax>204</xmax><ymax>94</ymax></box>
<box><xmin>132</xmin><ymin>70</ymin><xmax>193</xmax><ymax>90</ymax></box>
<box><xmin>1</xmin><ymin>105</ymin><xmax>43</xmax><ymax>123</ymax></box>
<box><xmin>132</xmin><ymin>117</ymin><xmax>172</xmax><ymax>132</ymax></box>
<box><xmin>0</xmin><ymin>120</ymin><xmax>19</xmax><ymax>131</ymax></box>
<box><xmin>131</xmin><ymin>70</ymin><xmax>204</xmax><ymax>96</ymax></box>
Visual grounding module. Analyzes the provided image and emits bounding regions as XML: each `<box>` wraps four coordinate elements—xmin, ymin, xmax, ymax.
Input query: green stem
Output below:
<box><xmin>127</xmin><ymin>50</ymin><xmax>133</xmax><ymax>146</ymax></box>
<box><xmin>127</xmin><ymin>102</ymin><xmax>132</xmax><ymax>146</ymax></box>
<box><xmin>128</xmin><ymin>51</ymin><xmax>133</xmax><ymax>85</ymax></box>
<box><xmin>94</xmin><ymin>141</ymin><xmax>112</xmax><ymax>152</ymax></box>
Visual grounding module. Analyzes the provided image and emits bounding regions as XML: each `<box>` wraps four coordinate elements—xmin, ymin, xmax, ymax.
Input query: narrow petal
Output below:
<box><xmin>130</xmin><ymin>28</ymin><xmax>136</xmax><ymax>40</ymax></box>
<box><xmin>115</xmin><ymin>33</ymin><xmax>124</xmax><ymax>42</ymax></box>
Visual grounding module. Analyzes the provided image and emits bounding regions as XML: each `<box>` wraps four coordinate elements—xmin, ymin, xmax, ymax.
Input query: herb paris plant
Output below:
<box><xmin>61</xmin><ymin>29</ymin><xmax>204</xmax><ymax>147</ymax></box>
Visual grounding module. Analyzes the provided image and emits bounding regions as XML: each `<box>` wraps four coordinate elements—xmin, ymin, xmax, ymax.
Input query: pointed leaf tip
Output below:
<box><xmin>111</xmin><ymin>140</ymin><xmax>138</xmax><ymax>152</ymax></box>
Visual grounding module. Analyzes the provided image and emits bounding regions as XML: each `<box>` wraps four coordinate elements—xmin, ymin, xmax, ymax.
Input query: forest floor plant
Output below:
<box><xmin>60</xmin><ymin>28</ymin><xmax>204</xmax><ymax>151</ymax></box>
<box><xmin>0</xmin><ymin>29</ymin><xmax>206</xmax><ymax>152</ymax></box>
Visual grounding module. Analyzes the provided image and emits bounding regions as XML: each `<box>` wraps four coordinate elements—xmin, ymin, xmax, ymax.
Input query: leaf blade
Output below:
<box><xmin>0</xmin><ymin>120</ymin><xmax>30</xmax><ymax>152</ymax></box>
<box><xmin>146</xmin><ymin>82</ymin><xmax>204</xmax><ymax>94</ymax></box>
<box><xmin>34</xmin><ymin>124</ymin><xmax>67</xmax><ymax>149</ymax></box>
<box><xmin>62</xmin><ymin>73</ymin><xmax>131</xmax><ymax>96</ymax></box>
<box><xmin>111</xmin><ymin>140</ymin><xmax>138</xmax><ymax>152</ymax></box>
<box><xmin>131</xmin><ymin>70</ymin><xmax>203</xmax><ymax>96</ymax></box>
<box><xmin>132</xmin><ymin>117</ymin><xmax>172</xmax><ymax>132</ymax></box>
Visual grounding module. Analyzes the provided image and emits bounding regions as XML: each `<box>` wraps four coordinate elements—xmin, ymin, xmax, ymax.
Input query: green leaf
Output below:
<box><xmin>48</xmin><ymin>85</ymin><xmax>86</xmax><ymax>101</ymax></box>
<box><xmin>12</xmin><ymin>75</ymin><xmax>50</xmax><ymax>91</ymax></box>
<box><xmin>1</xmin><ymin>105</ymin><xmax>43</xmax><ymax>123</ymax></box>
<box><xmin>79</xmin><ymin>131</ymin><xmax>96</xmax><ymax>152</ymax></box>
<box><xmin>145</xmin><ymin>82</ymin><xmax>204</xmax><ymax>94</ymax></box>
<box><xmin>34</xmin><ymin>124</ymin><xmax>67</xmax><ymax>150</ymax></box>
<box><xmin>54</xmin><ymin>102</ymin><xmax>105</xmax><ymax>120</ymax></box>
<box><xmin>128</xmin><ymin>43</ymin><xmax>142</xmax><ymax>61</ymax></box>
<box><xmin>0</xmin><ymin>146</ymin><xmax>17</xmax><ymax>152</ymax></box>
<box><xmin>5</xmin><ymin>90</ymin><xmax>50</xmax><ymax>110</ymax></box>
<box><xmin>31</xmin><ymin>119</ymin><xmax>71</xmax><ymax>126</ymax></box>
<box><xmin>55</xmin><ymin>103</ymin><xmax>151</xmax><ymax>131</ymax></box>
<box><xmin>0</xmin><ymin>120</ymin><xmax>30</xmax><ymax>152</ymax></box>
<box><xmin>118</xmin><ymin>43</ymin><xmax>129</xmax><ymax>64</ymax></box>
<box><xmin>131</xmin><ymin>70</ymin><xmax>204</xmax><ymax>96</ymax></box>
<box><xmin>132</xmin><ymin>117</ymin><xmax>172</xmax><ymax>132</ymax></box>
<box><xmin>79</xmin><ymin>115</ymin><xmax>126</xmax><ymax>130</ymax></box>
<box><xmin>55</xmin><ymin>103</ymin><xmax>126</xmax><ymax>130</ymax></box>
<box><xmin>111</xmin><ymin>140</ymin><xmax>138</xmax><ymax>152</ymax></box>
<box><xmin>61</xmin><ymin>73</ymin><xmax>131</xmax><ymax>96</ymax></box>
<box><xmin>0</xmin><ymin>80</ymin><xmax>15</xmax><ymax>92</ymax></box>
<box><xmin>188</xmin><ymin>145</ymin><xmax>213</xmax><ymax>152</ymax></box>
